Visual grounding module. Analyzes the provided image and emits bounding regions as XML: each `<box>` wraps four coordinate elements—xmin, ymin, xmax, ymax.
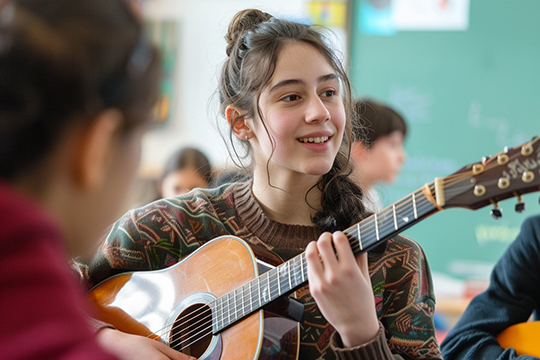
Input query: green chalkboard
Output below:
<box><xmin>349</xmin><ymin>0</ymin><xmax>540</xmax><ymax>280</ymax></box>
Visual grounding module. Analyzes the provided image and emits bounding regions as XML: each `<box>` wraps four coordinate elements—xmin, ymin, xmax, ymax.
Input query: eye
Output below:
<box><xmin>321</xmin><ymin>89</ymin><xmax>336</xmax><ymax>97</ymax></box>
<box><xmin>282</xmin><ymin>94</ymin><xmax>300</xmax><ymax>102</ymax></box>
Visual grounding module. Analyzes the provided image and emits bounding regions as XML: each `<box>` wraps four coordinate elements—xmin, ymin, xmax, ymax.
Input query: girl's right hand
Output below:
<box><xmin>97</xmin><ymin>328</ymin><xmax>196</xmax><ymax>360</ymax></box>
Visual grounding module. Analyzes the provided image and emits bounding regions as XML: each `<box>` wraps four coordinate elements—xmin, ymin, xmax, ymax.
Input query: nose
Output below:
<box><xmin>305</xmin><ymin>95</ymin><xmax>330</xmax><ymax>123</ymax></box>
<box><xmin>399</xmin><ymin>148</ymin><xmax>407</xmax><ymax>163</ymax></box>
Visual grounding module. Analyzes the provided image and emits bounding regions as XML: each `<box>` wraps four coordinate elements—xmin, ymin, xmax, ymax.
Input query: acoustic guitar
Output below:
<box><xmin>88</xmin><ymin>136</ymin><xmax>540</xmax><ymax>359</ymax></box>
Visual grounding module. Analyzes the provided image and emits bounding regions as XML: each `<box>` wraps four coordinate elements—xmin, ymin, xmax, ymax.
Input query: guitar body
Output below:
<box><xmin>497</xmin><ymin>321</ymin><xmax>540</xmax><ymax>357</ymax></box>
<box><xmin>88</xmin><ymin>236</ymin><xmax>300</xmax><ymax>360</ymax></box>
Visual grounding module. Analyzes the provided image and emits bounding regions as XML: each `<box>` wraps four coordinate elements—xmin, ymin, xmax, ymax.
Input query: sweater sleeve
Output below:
<box><xmin>330</xmin><ymin>322</ymin><xmax>397</xmax><ymax>360</ymax></box>
<box><xmin>441</xmin><ymin>215</ymin><xmax>540</xmax><ymax>360</ymax></box>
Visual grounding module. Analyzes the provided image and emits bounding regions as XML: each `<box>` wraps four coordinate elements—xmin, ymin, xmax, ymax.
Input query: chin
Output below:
<box><xmin>302</xmin><ymin>165</ymin><xmax>333</xmax><ymax>177</ymax></box>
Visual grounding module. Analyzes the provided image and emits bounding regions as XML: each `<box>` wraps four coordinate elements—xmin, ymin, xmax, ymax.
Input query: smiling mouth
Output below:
<box><xmin>298</xmin><ymin>136</ymin><xmax>330</xmax><ymax>144</ymax></box>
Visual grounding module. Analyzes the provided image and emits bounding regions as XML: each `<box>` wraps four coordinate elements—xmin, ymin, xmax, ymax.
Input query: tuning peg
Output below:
<box><xmin>482</xmin><ymin>155</ymin><xmax>491</xmax><ymax>163</ymax></box>
<box><xmin>515</xmin><ymin>195</ymin><xmax>526</xmax><ymax>213</ymax></box>
<box><xmin>490</xmin><ymin>202</ymin><xmax>503</xmax><ymax>220</ymax></box>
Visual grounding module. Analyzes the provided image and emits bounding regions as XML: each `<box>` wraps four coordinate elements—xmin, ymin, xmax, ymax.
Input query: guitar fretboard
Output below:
<box><xmin>211</xmin><ymin>183</ymin><xmax>439</xmax><ymax>334</ymax></box>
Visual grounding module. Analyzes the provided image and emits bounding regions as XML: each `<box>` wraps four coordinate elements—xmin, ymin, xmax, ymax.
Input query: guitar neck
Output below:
<box><xmin>345</xmin><ymin>182</ymin><xmax>440</xmax><ymax>257</ymax></box>
<box><xmin>211</xmin><ymin>182</ymin><xmax>440</xmax><ymax>334</ymax></box>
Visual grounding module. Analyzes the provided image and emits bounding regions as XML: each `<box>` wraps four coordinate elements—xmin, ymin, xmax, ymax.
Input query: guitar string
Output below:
<box><xmin>150</xmin><ymin>191</ymin><xmax>439</xmax><ymax>343</ymax></box>
<box><xmin>171</xmin><ymin>194</ymin><xmax>444</xmax><ymax>351</ymax></box>
<box><xmin>164</xmin><ymin>173</ymin><xmax>498</xmax><ymax>349</ymax></box>
<box><xmin>151</xmin><ymin>196</ymin><xmax>444</xmax><ymax>351</ymax></box>
<box><xmin>153</xmin><ymin>178</ymin><xmax>486</xmax><ymax>348</ymax></box>
<box><xmin>162</xmin><ymin>180</ymin><xmax>508</xmax><ymax>352</ymax></box>
<box><xmin>151</xmin><ymin>174</ymin><xmax>474</xmax><ymax>346</ymax></box>
<box><xmin>150</xmin><ymin>147</ymin><xmax>535</xmax><ymax>348</ymax></box>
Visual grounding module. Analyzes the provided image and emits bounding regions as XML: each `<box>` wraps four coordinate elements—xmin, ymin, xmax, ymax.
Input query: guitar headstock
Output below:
<box><xmin>439</xmin><ymin>136</ymin><xmax>540</xmax><ymax>214</ymax></box>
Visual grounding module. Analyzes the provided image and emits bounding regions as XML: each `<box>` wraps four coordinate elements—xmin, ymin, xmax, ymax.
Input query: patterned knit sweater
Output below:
<box><xmin>81</xmin><ymin>182</ymin><xmax>441</xmax><ymax>360</ymax></box>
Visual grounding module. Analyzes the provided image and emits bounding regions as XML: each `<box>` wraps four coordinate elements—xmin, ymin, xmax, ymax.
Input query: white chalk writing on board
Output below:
<box><xmin>468</xmin><ymin>100</ymin><xmax>531</xmax><ymax>147</ymax></box>
<box><xmin>379</xmin><ymin>155</ymin><xmax>459</xmax><ymax>205</ymax></box>
<box><xmin>388</xmin><ymin>84</ymin><xmax>432</xmax><ymax>124</ymax></box>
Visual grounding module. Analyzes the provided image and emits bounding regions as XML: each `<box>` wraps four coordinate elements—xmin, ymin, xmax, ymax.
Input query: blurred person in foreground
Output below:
<box><xmin>0</xmin><ymin>0</ymin><xmax>191</xmax><ymax>359</ymax></box>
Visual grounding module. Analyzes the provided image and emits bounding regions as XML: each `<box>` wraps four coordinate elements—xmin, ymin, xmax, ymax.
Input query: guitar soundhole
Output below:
<box><xmin>169</xmin><ymin>303</ymin><xmax>212</xmax><ymax>357</ymax></box>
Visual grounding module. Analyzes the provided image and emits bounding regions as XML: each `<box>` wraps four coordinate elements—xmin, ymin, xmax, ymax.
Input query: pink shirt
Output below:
<box><xmin>0</xmin><ymin>181</ymin><xmax>117</xmax><ymax>360</ymax></box>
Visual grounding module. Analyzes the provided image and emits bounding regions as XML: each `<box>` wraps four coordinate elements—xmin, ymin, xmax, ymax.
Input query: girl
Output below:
<box><xmin>0</xmin><ymin>0</ymin><xmax>191</xmax><ymax>359</ymax></box>
<box><xmin>159</xmin><ymin>147</ymin><xmax>213</xmax><ymax>198</ymax></box>
<box><xmin>351</xmin><ymin>99</ymin><xmax>408</xmax><ymax>212</ymax></box>
<box><xmin>85</xmin><ymin>9</ymin><xmax>441</xmax><ymax>360</ymax></box>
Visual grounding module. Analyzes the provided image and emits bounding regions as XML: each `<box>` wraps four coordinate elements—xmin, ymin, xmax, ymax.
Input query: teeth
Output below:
<box><xmin>299</xmin><ymin>136</ymin><xmax>329</xmax><ymax>143</ymax></box>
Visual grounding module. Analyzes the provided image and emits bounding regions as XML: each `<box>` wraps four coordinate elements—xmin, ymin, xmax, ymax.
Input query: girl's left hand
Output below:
<box><xmin>306</xmin><ymin>231</ymin><xmax>380</xmax><ymax>348</ymax></box>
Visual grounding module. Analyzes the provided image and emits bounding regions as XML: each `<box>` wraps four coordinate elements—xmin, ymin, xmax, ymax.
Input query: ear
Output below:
<box><xmin>73</xmin><ymin>109</ymin><xmax>123</xmax><ymax>191</ymax></box>
<box><xmin>226</xmin><ymin>105</ymin><xmax>253</xmax><ymax>141</ymax></box>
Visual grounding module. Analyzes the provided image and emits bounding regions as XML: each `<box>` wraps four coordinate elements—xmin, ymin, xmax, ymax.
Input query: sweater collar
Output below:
<box><xmin>233</xmin><ymin>181</ymin><xmax>321</xmax><ymax>249</ymax></box>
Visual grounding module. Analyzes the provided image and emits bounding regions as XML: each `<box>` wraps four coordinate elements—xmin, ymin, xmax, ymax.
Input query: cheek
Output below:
<box><xmin>335</xmin><ymin>107</ymin><xmax>346</xmax><ymax>133</ymax></box>
<box><xmin>257</xmin><ymin>110</ymin><xmax>295</xmax><ymax>148</ymax></box>
<box><xmin>160</xmin><ymin>176</ymin><xmax>177</xmax><ymax>198</ymax></box>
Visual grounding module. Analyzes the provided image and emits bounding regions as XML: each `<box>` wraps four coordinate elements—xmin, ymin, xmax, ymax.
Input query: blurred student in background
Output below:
<box><xmin>351</xmin><ymin>99</ymin><xmax>408</xmax><ymax>212</ymax></box>
<box><xmin>0</xmin><ymin>0</ymin><xmax>194</xmax><ymax>359</ymax></box>
<box><xmin>159</xmin><ymin>147</ymin><xmax>212</xmax><ymax>197</ymax></box>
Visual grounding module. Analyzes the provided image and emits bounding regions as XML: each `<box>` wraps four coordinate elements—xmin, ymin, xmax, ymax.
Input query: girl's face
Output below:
<box><xmin>248</xmin><ymin>42</ymin><xmax>346</xmax><ymax>181</ymax></box>
<box><xmin>160</xmin><ymin>167</ymin><xmax>208</xmax><ymax>198</ymax></box>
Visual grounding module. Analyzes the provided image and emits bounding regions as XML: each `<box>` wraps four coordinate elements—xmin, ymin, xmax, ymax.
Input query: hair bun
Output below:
<box><xmin>225</xmin><ymin>9</ymin><xmax>271</xmax><ymax>57</ymax></box>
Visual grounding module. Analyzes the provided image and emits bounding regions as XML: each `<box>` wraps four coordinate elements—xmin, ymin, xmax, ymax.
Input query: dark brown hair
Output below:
<box><xmin>218</xmin><ymin>9</ymin><xmax>366</xmax><ymax>232</ymax></box>
<box><xmin>0</xmin><ymin>0</ymin><xmax>161</xmax><ymax>180</ymax></box>
<box><xmin>353</xmin><ymin>98</ymin><xmax>407</xmax><ymax>146</ymax></box>
<box><xmin>161</xmin><ymin>147</ymin><xmax>213</xmax><ymax>184</ymax></box>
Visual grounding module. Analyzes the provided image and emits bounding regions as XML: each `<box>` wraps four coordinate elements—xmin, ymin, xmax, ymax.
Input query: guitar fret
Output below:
<box><xmin>266</xmin><ymin>272</ymin><xmax>271</xmax><ymax>303</ymax></box>
<box><xmin>240</xmin><ymin>287</ymin><xmax>245</xmax><ymax>317</ymax></box>
<box><xmin>226</xmin><ymin>292</ymin><xmax>231</xmax><ymax>326</ymax></box>
<box><xmin>413</xmin><ymin>192</ymin><xmax>418</xmax><ymax>219</ymax></box>
<box><xmin>296</xmin><ymin>257</ymin><xmax>302</xmax><ymax>286</ymax></box>
<box><xmin>287</xmin><ymin>262</ymin><xmax>292</xmax><ymax>290</ymax></box>
<box><xmin>291</xmin><ymin>258</ymin><xmax>298</xmax><ymax>287</ymax></box>
<box><xmin>375</xmin><ymin>213</ymin><xmax>380</xmax><ymax>241</ymax></box>
<box><xmin>248</xmin><ymin>281</ymin><xmax>253</xmax><ymax>313</ymax></box>
<box><xmin>233</xmin><ymin>289</ymin><xmax>239</xmax><ymax>322</ymax></box>
<box><xmin>257</xmin><ymin>277</ymin><xmax>262</xmax><ymax>307</ymax></box>
<box><xmin>300</xmin><ymin>255</ymin><xmax>305</xmax><ymax>283</ymax></box>
<box><xmin>222</xmin><ymin>296</ymin><xmax>226</xmax><ymax>330</ymax></box>
<box><xmin>393</xmin><ymin>204</ymin><xmax>398</xmax><ymax>231</ymax></box>
<box><xmin>357</xmin><ymin>223</ymin><xmax>363</xmax><ymax>250</ymax></box>
<box><xmin>276</xmin><ymin>267</ymin><xmax>281</xmax><ymax>297</ymax></box>
<box><xmin>232</xmin><ymin>289</ymin><xmax>237</xmax><ymax>321</ymax></box>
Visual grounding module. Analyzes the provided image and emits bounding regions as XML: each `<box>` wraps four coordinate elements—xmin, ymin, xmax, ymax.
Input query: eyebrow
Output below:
<box><xmin>268</xmin><ymin>73</ymin><xmax>338</xmax><ymax>94</ymax></box>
